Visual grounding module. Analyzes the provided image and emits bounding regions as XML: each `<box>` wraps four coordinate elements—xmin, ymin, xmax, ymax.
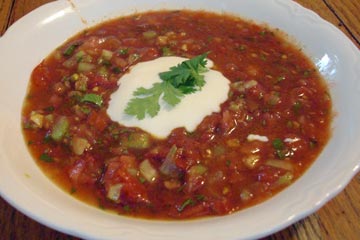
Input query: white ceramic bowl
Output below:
<box><xmin>0</xmin><ymin>0</ymin><xmax>359</xmax><ymax>239</ymax></box>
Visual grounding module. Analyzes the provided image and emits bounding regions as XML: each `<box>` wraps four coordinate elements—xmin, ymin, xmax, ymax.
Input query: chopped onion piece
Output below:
<box><xmin>284</xmin><ymin>137</ymin><xmax>300</xmax><ymax>143</ymax></box>
<box><xmin>247</xmin><ymin>134</ymin><xmax>269</xmax><ymax>142</ymax></box>
<box><xmin>160</xmin><ymin>145</ymin><xmax>181</xmax><ymax>177</ymax></box>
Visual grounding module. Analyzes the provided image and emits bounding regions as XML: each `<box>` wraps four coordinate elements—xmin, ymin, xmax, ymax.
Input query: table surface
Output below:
<box><xmin>0</xmin><ymin>0</ymin><xmax>359</xmax><ymax>239</ymax></box>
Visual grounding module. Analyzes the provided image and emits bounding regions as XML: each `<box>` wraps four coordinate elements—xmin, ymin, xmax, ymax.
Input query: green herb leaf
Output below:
<box><xmin>63</xmin><ymin>43</ymin><xmax>81</xmax><ymax>57</ymax></box>
<box><xmin>125</xmin><ymin>90</ymin><xmax>161</xmax><ymax>120</ymax></box>
<box><xmin>81</xmin><ymin>93</ymin><xmax>103</xmax><ymax>106</ymax></box>
<box><xmin>119</xmin><ymin>48</ymin><xmax>129</xmax><ymax>55</ymax></box>
<box><xmin>177</xmin><ymin>198</ymin><xmax>195</xmax><ymax>212</ymax></box>
<box><xmin>125</xmin><ymin>53</ymin><xmax>209</xmax><ymax>119</ymax></box>
<box><xmin>159</xmin><ymin>52</ymin><xmax>208</xmax><ymax>91</ymax></box>
<box><xmin>272</xmin><ymin>138</ymin><xmax>286</xmax><ymax>159</ymax></box>
<box><xmin>272</xmin><ymin>138</ymin><xmax>284</xmax><ymax>150</ymax></box>
<box><xmin>40</xmin><ymin>153</ymin><xmax>53</xmax><ymax>163</ymax></box>
<box><xmin>161</xmin><ymin>81</ymin><xmax>184</xmax><ymax>106</ymax></box>
<box><xmin>43</xmin><ymin>106</ymin><xmax>55</xmax><ymax>113</ymax></box>
<box><xmin>70</xmin><ymin>186</ymin><xmax>77</xmax><ymax>194</ymax></box>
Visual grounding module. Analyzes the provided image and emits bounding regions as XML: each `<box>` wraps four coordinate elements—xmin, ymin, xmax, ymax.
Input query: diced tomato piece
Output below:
<box><xmin>87</xmin><ymin>110</ymin><xmax>110</xmax><ymax>132</ymax></box>
<box><xmin>68</xmin><ymin>155</ymin><xmax>100</xmax><ymax>185</ymax></box>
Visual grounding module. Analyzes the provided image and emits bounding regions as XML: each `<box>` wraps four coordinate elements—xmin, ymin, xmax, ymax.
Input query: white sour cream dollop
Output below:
<box><xmin>107</xmin><ymin>56</ymin><xmax>230</xmax><ymax>138</ymax></box>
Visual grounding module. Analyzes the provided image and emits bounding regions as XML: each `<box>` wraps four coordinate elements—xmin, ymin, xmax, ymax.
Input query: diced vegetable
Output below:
<box><xmin>107</xmin><ymin>183</ymin><xmax>123</xmax><ymax>203</ymax></box>
<box><xmin>74</xmin><ymin>50</ymin><xmax>86</xmax><ymax>61</ymax></box>
<box><xmin>30</xmin><ymin>111</ymin><xmax>44</xmax><ymax>128</ymax></box>
<box><xmin>122</xmin><ymin>132</ymin><xmax>151</xmax><ymax>149</ymax></box>
<box><xmin>80</xmin><ymin>53</ymin><xmax>93</xmax><ymax>63</ymax></box>
<box><xmin>97</xmin><ymin>66</ymin><xmax>109</xmax><ymax>77</ymax></box>
<box><xmin>265</xmin><ymin>159</ymin><xmax>294</xmax><ymax>171</ymax></box>
<box><xmin>164</xmin><ymin>179</ymin><xmax>181</xmax><ymax>190</ymax></box>
<box><xmin>71</xmin><ymin>137</ymin><xmax>90</xmax><ymax>155</ymax></box>
<box><xmin>157</xmin><ymin>35</ymin><xmax>168</xmax><ymax>45</ymax></box>
<box><xmin>276</xmin><ymin>172</ymin><xmax>294</xmax><ymax>185</ymax></box>
<box><xmin>53</xmin><ymin>50</ymin><xmax>62</xmax><ymax>60</ymax></box>
<box><xmin>139</xmin><ymin>159</ymin><xmax>158</xmax><ymax>182</ymax></box>
<box><xmin>126</xmin><ymin>168</ymin><xmax>139</xmax><ymax>177</ymax></box>
<box><xmin>226</xmin><ymin>138</ymin><xmax>240</xmax><ymax>147</ymax></box>
<box><xmin>78</xmin><ymin>62</ymin><xmax>96</xmax><ymax>72</ymax></box>
<box><xmin>51</xmin><ymin>116</ymin><xmax>69</xmax><ymax>141</ymax></box>
<box><xmin>143</xmin><ymin>30</ymin><xmax>157</xmax><ymax>39</ymax></box>
<box><xmin>244</xmin><ymin>80</ymin><xmax>258</xmax><ymax>89</ymax></box>
<box><xmin>160</xmin><ymin>145</ymin><xmax>181</xmax><ymax>177</ymax></box>
<box><xmin>212</xmin><ymin>145</ymin><xmax>225</xmax><ymax>157</ymax></box>
<box><xmin>74</xmin><ymin>77</ymin><xmax>88</xmax><ymax>92</ymax></box>
<box><xmin>230</xmin><ymin>81</ymin><xmax>245</xmax><ymax>92</ymax></box>
<box><xmin>101</xmin><ymin>49</ymin><xmax>113</xmax><ymax>60</ymax></box>
<box><xmin>229</xmin><ymin>99</ymin><xmax>245</xmax><ymax>112</ymax></box>
<box><xmin>161</xmin><ymin>47</ymin><xmax>173</xmax><ymax>56</ymax></box>
<box><xmin>267</xmin><ymin>91</ymin><xmax>281</xmax><ymax>105</ymax></box>
<box><xmin>188</xmin><ymin>164</ymin><xmax>207</xmax><ymax>176</ymax></box>
<box><xmin>275</xmin><ymin>75</ymin><xmax>286</xmax><ymax>84</ymax></box>
<box><xmin>293</xmin><ymin>101</ymin><xmax>302</xmax><ymax>114</ymax></box>
<box><xmin>242</xmin><ymin>154</ymin><xmax>260</xmax><ymax>169</ymax></box>
<box><xmin>240</xmin><ymin>189</ymin><xmax>253</xmax><ymax>201</ymax></box>
<box><xmin>186</xmin><ymin>164</ymin><xmax>207</xmax><ymax>193</ymax></box>
<box><xmin>128</xmin><ymin>53</ymin><xmax>140</xmax><ymax>64</ymax></box>
<box><xmin>63</xmin><ymin>57</ymin><xmax>78</xmax><ymax>68</ymax></box>
<box><xmin>43</xmin><ymin>114</ymin><xmax>54</xmax><ymax>129</ymax></box>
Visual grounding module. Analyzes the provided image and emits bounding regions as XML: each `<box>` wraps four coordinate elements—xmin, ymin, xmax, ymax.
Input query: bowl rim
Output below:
<box><xmin>0</xmin><ymin>0</ymin><xmax>360</xmax><ymax>239</ymax></box>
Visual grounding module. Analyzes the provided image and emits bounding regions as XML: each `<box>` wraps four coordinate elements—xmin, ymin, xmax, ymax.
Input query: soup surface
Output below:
<box><xmin>22</xmin><ymin>10</ymin><xmax>331</xmax><ymax>219</ymax></box>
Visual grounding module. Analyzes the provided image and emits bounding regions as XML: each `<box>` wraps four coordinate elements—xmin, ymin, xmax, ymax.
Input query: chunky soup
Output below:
<box><xmin>22</xmin><ymin>10</ymin><xmax>331</xmax><ymax>219</ymax></box>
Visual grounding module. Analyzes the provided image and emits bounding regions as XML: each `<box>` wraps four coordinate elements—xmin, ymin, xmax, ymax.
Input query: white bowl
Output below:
<box><xmin>0</xmin><ymin>0</ymin><xmax>359</xmax><ymax>239</ymax></box>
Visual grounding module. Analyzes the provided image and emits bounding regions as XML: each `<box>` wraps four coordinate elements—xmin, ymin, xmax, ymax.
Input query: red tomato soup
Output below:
<box><xmin>22</xmin><ymin>10</ymin><xmax>332</xmax><ymax>219</ymax></box>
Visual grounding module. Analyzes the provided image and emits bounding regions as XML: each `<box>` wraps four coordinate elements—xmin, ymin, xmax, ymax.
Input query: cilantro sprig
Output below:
<box><xmin>125</xmin><ymin>52</ymin><xmax>209</xmax><ymax>120</ymax></box>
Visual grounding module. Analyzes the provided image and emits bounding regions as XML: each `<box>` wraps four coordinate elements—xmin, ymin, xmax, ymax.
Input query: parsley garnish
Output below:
<box><xmin>125</xmin><ymin>52</ymin><xmax>209</xmax><ymax>120</ymax></box>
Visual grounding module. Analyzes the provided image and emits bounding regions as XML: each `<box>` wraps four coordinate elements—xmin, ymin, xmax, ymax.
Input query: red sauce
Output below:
<box><xmin>22</xmin><ymin>10</ymin><xmax>332</xmax><ymax>219</ymax></box>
